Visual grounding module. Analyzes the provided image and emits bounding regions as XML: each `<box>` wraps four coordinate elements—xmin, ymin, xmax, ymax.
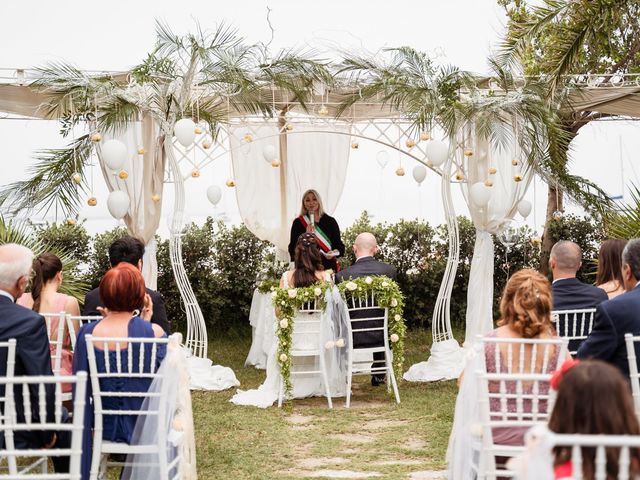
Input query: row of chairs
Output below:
<box><xmin>0</xmin><ymin>333</ymin><xmax>182</xmax><ymax>479</ymax></box>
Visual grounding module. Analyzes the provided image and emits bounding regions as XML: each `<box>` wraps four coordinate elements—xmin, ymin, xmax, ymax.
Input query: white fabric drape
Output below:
<box><xmin>229</xmin><ymin>123</ymin><xmax>350</xmax><ymax>258</ymax></box>
<box><xmin>461</xmin><ymin>127</ymin><xmax>533</xmax><ymax>346</ymax></box>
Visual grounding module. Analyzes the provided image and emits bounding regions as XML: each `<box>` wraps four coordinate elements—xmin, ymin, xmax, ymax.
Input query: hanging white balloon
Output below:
<box><xmin>425</xmin><ymin>140</ymin><xmax>449</xmax><ymax>167</ymax></box>
<box><xmin>376</xmin><ymin>151</ymin><xmax>389</xmax><ymax>168</ymax></box>
<box><xmin>106</xmin><ymin>190</ymin><xmax>130</xmax><ymax>220</ymax></box>
<box><xmin>470</xmin><ymin>182</ymin><xmax>492</xmax><ymax>207</ymax></box>
<box><xmin>262</xmin><ymin>144</ymin><xmax>277</xmax><ymax>163</ymax></box>
<box><xmin>101</xmin><ymin>139</ymin><xmax>128</xmax><ymax>171</ymax></box>
<box><xmin>174</xmin><ymin>118</ymin><xmax>196</xmax><ymax>147</ymax></box>
<box><xmin>517</xmin><ymin>199</ymin><xmax>532</xmax><ymax>218</ymax></box>
<box><xmin>412</xmin><ymin>165</ymin><xmax>427</xmax><ymax>185</ymax></box>
<box><xmin>206</xmin><ymin>185</ymin><xmax>222</xmax><ymax>205</ymax></box>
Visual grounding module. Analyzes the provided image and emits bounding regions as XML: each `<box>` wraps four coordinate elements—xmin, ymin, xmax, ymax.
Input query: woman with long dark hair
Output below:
<box><xmin>280</xmin><ymin>232</ymin><xmax>328</xmax><ymax>289</ymax></box>
<box><xmin>17</xmin><ymin>252</ymin><xmax>80</xmax><ymax>378</ymax></box>
<box><xmin>596</xmin><ymin>239</ymin><xmax>627</xmax><ymax>299</ymax></box>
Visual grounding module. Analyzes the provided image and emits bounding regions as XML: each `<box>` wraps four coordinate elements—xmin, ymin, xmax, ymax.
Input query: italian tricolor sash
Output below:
<box><xmin>298</xmin><ymin>215</ymin><xmax>332</xmax><ymax>253</ymax></box>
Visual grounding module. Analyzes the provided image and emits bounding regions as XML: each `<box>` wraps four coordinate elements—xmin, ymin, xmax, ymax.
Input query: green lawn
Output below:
<box><xmin>192</xmin><ymin>328</ymin><xmax>459</xmax><ymax>479</ymax></box>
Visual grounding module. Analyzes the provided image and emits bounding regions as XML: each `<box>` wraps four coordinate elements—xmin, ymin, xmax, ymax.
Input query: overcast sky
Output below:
<box><xmin>1</xmin><ymin>0</ymin><xmax>637</xmax><ymax>237</ymax></box>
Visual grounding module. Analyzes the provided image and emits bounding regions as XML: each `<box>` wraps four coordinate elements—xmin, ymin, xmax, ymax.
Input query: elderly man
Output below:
<box><xmin>578</xmin><ymin>239</ymin><xmax>640</xmax><ymax>375</ymax></box>
<box><xmin>550</xmin><ymin>240</ymin><xmax>608</xmax><ymax>310</ymax></box>
<box><xmin>336</xmin><ymin>233</ymin><xmax>397</xmax><ymax>386</ymax></box>
<box><xmin>0</xmin><ymin>243</ymin><xmax>70</xmax><ymax>471</ymax></box>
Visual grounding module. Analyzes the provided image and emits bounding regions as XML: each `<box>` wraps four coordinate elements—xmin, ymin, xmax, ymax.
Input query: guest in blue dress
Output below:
<box><xmin>73</xmin><ymin>262</ymin><xmax>166</xmax><ymax>479</ymax></box>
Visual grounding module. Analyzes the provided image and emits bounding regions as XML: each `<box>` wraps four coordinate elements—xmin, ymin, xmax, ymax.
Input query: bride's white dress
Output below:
<box><xmin>230</xmin><ymin>272</ymin><xmax>349</xmax><ymax>408</ymax></box>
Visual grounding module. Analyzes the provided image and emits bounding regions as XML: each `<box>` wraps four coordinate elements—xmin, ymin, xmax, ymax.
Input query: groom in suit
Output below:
<box><xmin>336</xmin><ymin>232</ymin><xmax>397</xmax><ymax>386</ymax></box>
<box><xmin>578</xmin><ymin>238</ymin><xmax>640</xmax><ymax>375</ymax></box>
<box><xmin>0</xmin><ymin>243</ymin><xmax>71</xmax><ymax>471</ymax></box>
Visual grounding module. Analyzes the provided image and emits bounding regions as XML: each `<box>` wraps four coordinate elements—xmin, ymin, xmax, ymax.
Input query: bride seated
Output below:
<box><xmin>231</xmin><ymin>233</ymin><xmax>347</xmax><ymax>408</ymax></box>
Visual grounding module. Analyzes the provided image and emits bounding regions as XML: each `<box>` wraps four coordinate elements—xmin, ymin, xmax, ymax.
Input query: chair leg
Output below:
<box><xmin>90</xmin><ymin>434</ymin><xmax>104</xmax><ymax>480</ymax></box>
<box><xmin>277</xmin><ymin>374</ymin><xmax>284</xmax><ymax>408</ymax></box>
<box><xmin>386</xmin><ymin>348</ymin><xmax>400</xmax><ymax>404</ymax></box>
<box><xmin>346</xmin><ymin>349</ymin><xmax>353</xmax><ymax>409</ymax></box>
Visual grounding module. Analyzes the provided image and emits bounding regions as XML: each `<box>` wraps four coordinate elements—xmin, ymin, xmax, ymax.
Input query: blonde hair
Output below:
<box><xmin>497</xmin><ymin>269</ymin><xmax>553</xmax><ymax>338</ymax></box>
<box><xmin>299</xmin><ymin>189</ymin><xmax>325</xmax><ymax>218</ymax></box>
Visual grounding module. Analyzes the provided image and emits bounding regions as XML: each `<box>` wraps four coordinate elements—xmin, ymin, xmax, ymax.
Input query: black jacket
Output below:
<box><xmin>82</xmin><ymin>287</ymin><xmax>170</xmax><ymax>334</ymax></box>
<box><xmin>288</xmin><ymin>214</ymin><xmax>345</xmax><ymax>271</ymax></box>
<box><xmin>552</xmin><ymin>277</ymin><xmax>608</xmax><ymax>311</ymax></box>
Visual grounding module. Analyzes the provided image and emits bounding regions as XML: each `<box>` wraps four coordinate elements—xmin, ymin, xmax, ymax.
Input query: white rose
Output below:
<box><xmin>390</xmin><ymin>298</ymin><xmax>398</xmax><ymax>307</ymax></box>
<box><xmin>394</xmin><ymin>314</ymin><xmax>401</xmax><ymax>321</ymax></box>
<box><xmin>324</xmin><ymin>340</ymin><xmax>335</xmax><ymax>350</ymax></box>
<box><xmin>382</xmin><ymin>281</ymin><xmax>389</xmax><ymax>288</ymax></box>
<box><xmin>346</xmin><ymin>281</ymin><xmax>358</xmax><ymax>291</ymax></box>
<box><xmin>279</xmin><ymin>353</ymin><xmax>288</xmax><ymax>362</ymax></box>
<box><xmin>287</xmin><ymin>288</ymin><xmax>298</xmax><ymax>298</ymax></box>
<box><xmin>335</xmin><ymin>338</ymin><xmax>345</xmax><ymax>348</ymax></box>
<box><xmin>314</xmin><ymin>287</ymin><xmax>322</xmax><ymax>296</ymax></box>
<box><xmin>390</xmin><ymin>334</ymin><xmax>399</xmax><ymax>343</ymax></box>
<box><xmin>279</xmin><ymin>318</ymin><xmax>289</xmax><ymax>329</ymax></box>
<box><xmin>280</xmin><ymin>301</ymin><xmax>286</xmax><ymax>305</ymax></box>
<box><xmin>365</xmin><ymin>276</ymin><xmax>373</xmax><ymax>285</ymax></box>
<box><xmin>271</xmin><ymin>291</ymin><xmax>277</xmax><ymax>299</ymax></box>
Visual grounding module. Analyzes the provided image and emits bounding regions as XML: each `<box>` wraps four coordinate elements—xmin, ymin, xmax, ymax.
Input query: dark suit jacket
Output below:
<box><xmin>335</xmin><ymin>257</ymin><xmax>397</xmax><ymax>348</ymax></box>
<box><xmin>552</xmin><ymin>278</ymin><xmax>608</xmax><ymax>311</ymax></box>
<box><xmin>82</xmin><ymin>287</ymin><xmax>170</xmax><ymax>334</ymax></box>
<box><xmin>577</xmin><ymin>285</ymin><xmax>640</xmax><ymax>376</ymax></box>
<box><xmin>0</xmin><ymin>294</ymin><xmax>57</xmax><ymax>448</ymax></box>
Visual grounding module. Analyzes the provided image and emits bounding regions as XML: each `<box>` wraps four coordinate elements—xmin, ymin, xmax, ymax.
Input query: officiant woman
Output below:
<box><xmin>288</xmin><ymin>189</ymin><xmax>345</xmax><ymax>272</ymax></box>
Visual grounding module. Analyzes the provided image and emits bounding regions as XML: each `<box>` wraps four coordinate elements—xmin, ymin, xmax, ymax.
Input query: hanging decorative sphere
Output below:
<box><xmin>66</xmin><ymin>218</ymin><xmax>77</xmax><ymax>226</ymax></box>
<box><xmin>243</xmin><ymin>133</ymin><xmax>253</xmax><ymax>143</ymax></box>
<box><xmin>118</xmin><ymin>170</ymin><xmax>129</xmax><ymax>180</ymax></box>
<box><xmin>202</xmin><ymin>140</ymin><xmax>212</xmax><ymax>150</ymax></box>
<box><xmin>285</xmin><ymin>123</ymin><xmax>293</xmax><ymax>131</ymax></box>
<box><xmin>412</xmin><ymin>165</ymin><xmax>427</xmax><ymax>185</ymax></box>
<box><xmin>106</xmin><ymin>190</ymin><xmax>130</xmax><ymax>219</ymax></box>
<box><xmin>455</xmin><ymin>170</ymin><xmax>465</xmax><ymax>181</ymax></box>
<box><xmin>137</xmin><ymin>147</ymin><xmax>146</xmax><ymax>155</ymax></box>
<box><xmin>514</xmin><ymin>174</ymin><xmax>523</xmax><ymax>182</ymax></box>
<box><xmin>262</xmin><ymin>145</ymin><xmax>277</xmax><ymax>163</ymax></box>
<box><xmin>318</xmin><ymin>104</ymin><xmax>329</xmax><ymax>116</ymax></box>
<box><xmin>90</xmin><ymin>133</ymin><xmax>102</xmax><ymax>143</ymax></box>
<box><xmin>194</xmin><ymin>126</ymin><xmax>203</xmax><ymax>135</ymax></box>
<box><xmin>405</xmin><ymin>139</ymin><xmax>416</xmax><ymax>149</ymax></box>
<box><xmin>206</xmin><ymin>185</ymin><xmax>222</xmax><ymax>205</ymax></box>
<box><xmin>174</xmin><ymin>118</ymin><xmax>196</xmax><ymax>147</ymax></box>
<box><xmin>517</xmin><ymin>199</ymin><xmax>532</xmax><ymax>218</ymax></box>
<box><xmin>463</xmin><ymin>149</ymin><xmax>474</xmax><ymax>157</ymax></box>
<box><xmin>420</xmin><ymin>132</ymin><xmax>431</xmax><ymax>141</ymax></box>
<box><xmin>488</xmin><ymin>167</ymin><xmax>497</xmax><ymax>175</ymax></box>
<box><xmin>395</xmin><ymin>166</ymin><xmax>405</xmax><ymax>177</ymax></box>
<box><xmin>531</xmin><ymin>236</ymin><xmax>542</xmax><ymax>247</ymax></box>
<box><xmin>552</xmin><ymin>210</ymin><xmax>563</xmax><ymax>220</ymax></box>
<box><xmin>376</xmin><ymin>151</ymin><xmax>390</xmax><ymax>168</ymax></box>
<box><xmin>425</xmin><ymin>159</ymin><xmax>434</xmax><ymax>168</ymax></box>
<box><xmin>101</xmin><ymin>139</ymin><xmax>128</xmax><ymax>171</ymax></box>
<box><xmin>151</xmin><ymin>193</ymin><xmax>161</xmax><ymax>202</ymax></box>
<box><xmin>191</xmin><ymin>169</ymin><xmax>200</xmax><ymax>178</ymax></box>
<box><xmin>72</xmin><ymin>173</ymin><xmax>82</xmax><ymax>184</ymax></box>
<box><xmin>425</xmin><ymin>140</ymin><xmax>449</xmax><ymax>167</ymax></box>
<box><xmin>484</xmin><ymin>179</ymin><xmax>494</xmax><ymax>187</ymax></box>
<box><xmin>351</xmin><ymin>141</ymin><xmax>359</xmax><ymax>149</ymax></box>
<box><xmin>87</xmin><ymin>197</ymin><xmax>97</xmax><ymax>207</ymax></box>
<box><xmin>512</xmin><ymin>159</ymin><xmax>520</xmax><ymax>166</ymax></box>
<box><xmin>226</xmin><ymin>178</ymin><xmax>236</xmax><ymax>187</ymax></box>
<box><xmin>271</xmin><ymin>159</ymin><xmax>281</xmax><ymax>167</ymax></box>
<box><xmin>470</xmin><ymin>182</ymin><xmax>491</xmax><ymax>207</ymax></box>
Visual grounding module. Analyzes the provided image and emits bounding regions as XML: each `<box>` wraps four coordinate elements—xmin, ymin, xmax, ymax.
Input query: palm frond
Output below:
<box><xmin>604</xmin><ymin>185</ymin><xmax>640</xmax><ymax>239</ymax></box>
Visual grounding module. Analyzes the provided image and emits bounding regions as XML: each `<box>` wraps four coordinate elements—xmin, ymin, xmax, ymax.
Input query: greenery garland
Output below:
<box><xmin>272</xmin><ymin>282</ymin><xmax>333</xmax><ymax>396</ymax></box>
<box><xmin>256</xmin><ymin>278</ymin><xmax>279</xmax><ymax>294</ymax></box>
<box><xmin>337</xmin><ymin>275</ymin><xmax>406</xmax><ymax>381</ymax></box>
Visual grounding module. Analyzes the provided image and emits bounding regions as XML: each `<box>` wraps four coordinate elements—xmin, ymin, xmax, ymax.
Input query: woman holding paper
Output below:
<box><xmin>288</xmin><ymin>189</ymin><xmax>345</xmax><ymax>272</ymax></box>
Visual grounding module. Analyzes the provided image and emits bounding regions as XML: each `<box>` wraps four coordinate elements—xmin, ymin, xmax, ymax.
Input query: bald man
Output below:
<box><xmin>550</xmin><ymin>240</ymin><xmax>607</xmax><ymax>311</ymax></box>
<box><xmin>336</xmin><ymin>233</ymin><xmax>397</xmax><ymax>386</ymax></box>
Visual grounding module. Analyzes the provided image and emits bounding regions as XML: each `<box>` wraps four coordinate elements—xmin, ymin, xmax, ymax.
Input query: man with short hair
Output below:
<box><xmin>83</xmin><ymin>236</ymin><xmax>170</xmax><ymax>334</ymax></box>
<box><xmin>336</xmin><ymin>232</ymin><xmax>397</xmax><ymax>386</ymax></box>
<box><xmin>578</xmin><ymin>238</ymin><xmax>640</xmax><ymax>375</ymax></box>
<box><xmin>550</xmin><ymin>240</ymin><xmax>608</xmax><ymax>310</ymax></box>
<box><xmin>0</xmin><ymin>243</ymin><xmax>70</xmax><ymax>471</ymax></box>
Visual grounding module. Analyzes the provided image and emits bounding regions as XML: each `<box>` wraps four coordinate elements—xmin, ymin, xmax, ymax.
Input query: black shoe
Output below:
<box><xmin>371</xmin><ymin>375</ymin><xmax>386</xmax><ymax>387</ymax></box>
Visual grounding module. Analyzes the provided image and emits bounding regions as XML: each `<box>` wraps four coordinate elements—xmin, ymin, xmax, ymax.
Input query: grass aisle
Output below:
<box><xmin>192</xmin><ymin>329</ymin><xmax>459</xmax><ymax>479</ymax></box>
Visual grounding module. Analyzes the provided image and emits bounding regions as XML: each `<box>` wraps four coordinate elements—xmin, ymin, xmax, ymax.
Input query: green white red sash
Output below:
<box><xmin>298</xmin><ymin>215</ymin><xmax>332</xmax><ymax>253</ymax></box>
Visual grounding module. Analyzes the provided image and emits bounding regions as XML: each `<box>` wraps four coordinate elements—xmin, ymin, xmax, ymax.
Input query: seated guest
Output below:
<box><xmin>577</xmin><ymin>238</ymin><xmax>640</xmax><ymax>375</ymax></box>
<box><xmin>0</xmin><ymin>244</ymin><xmax>71</xmax><ymax>472</ymax></box>
<box><xmin>548</xmin><ymin>360</ymin><xmax>640</xmax><ymax>479</ymax></box>
<box><xmin>596</xmin><ymin>239</ymin><xmax>627</xmax><ymax>299</ymax></box>
<box><xmin>17</xmin><ymin>253</ymin><xmax>80</xmax><ymax>383</ymax></box>
<box><xmin>83</xmin><ymin>236</ymin><xmax>170</xmax><ymax>334</ymax></box>
<box><xmin>280</xmin><ymin>232</ymin><xmax>331</xmax><ymax>288</ymax></box>
<box><xmin>73</xmin><ymin>262</ymin><xmax>166</xmax><ymax>478</ymax></box>
<box><xmin>336</xmin><ymin>232</ymin><xmax>396</xmax><ymax>386</ymax></box>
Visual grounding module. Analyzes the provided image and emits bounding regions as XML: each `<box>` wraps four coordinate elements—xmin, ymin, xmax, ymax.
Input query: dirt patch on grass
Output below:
<box><xmin>297</xmin><ymin>457</ymin><xmax>350</xmax><ymax>468</ymax></box>
<box><xmin>372</xmin><ymin>459</ymin><xmax>423</xmax><ymax>466</ymax></box>
<box><xmin>405</xmin><ymin>438</ymin><xmax>427</xmax><ymax>450</ymax></box>
<box><xmin>408</xmin><ymin>470</ymin><xmax>448</xmax><ymax>479</ymax></box>
<box><xmin>330</xmin><ymin>433</ymin><xmax>376</xmax><ymax>444</ymax></box>
<box><xmin>286</xmin><ymin>413</ymin><xmax>316</xmax><ymax>425</ymax></box>
<box><xmin>361</xmin><ymin>419</ymin><xmax>408</xmax><ymax>430</ymax></box>
<box><xmin>306</xmin><ymin>469</ymin><xmax>383</xmax><ymax>478</ymax></box>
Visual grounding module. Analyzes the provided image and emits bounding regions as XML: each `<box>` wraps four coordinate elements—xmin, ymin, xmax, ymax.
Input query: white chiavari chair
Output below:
<box><xmin>551</xmin><ymin>308</ymin><xmax>597</xmax><ymax>356</ymax></box>
<box><xmin>65</xmin><ymin>316</ymin><xmax>102</xmax><ymax>351</ymax></box>
<box><xmin>625</xmin><ymin>333</ymin><xmax>640</xmax><ymax>424</ymax></box>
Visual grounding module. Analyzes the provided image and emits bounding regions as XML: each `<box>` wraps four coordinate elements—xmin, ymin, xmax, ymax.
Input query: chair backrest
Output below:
<box><xmin>343</xmin><ymin>289</ymin><xmax>388</xmax><ymax>346</ymax></box>
<box><xmin>66</xmin><ymin>315</ymin><xmax>102</xmax><ymax>351</ymax></box>
<box><xmin>291</xmin><ymin>299</ymin><xmax>324</xmax><ymax>349</ymax></box>
<box><xmin>0</xmin><ymin>372</ymin><xmax>87</xmax><ymax>479</ymax></box>
<box><xmin>625</xmin><ymin>334</ymin><xmax>640</xmax><ymax>422</ymax></box>
<box><xmin>41</xmin><ymin>312</ymin><xmax>67</xmax><ymax>376</ymax></box>
<box><xmin>551</xmin><ymin>308</ymin><xmax>597</xmax><ymax>355</ymax></box>
<box><xmin>85</xmin><ymin>334</ymin><xmax>170</xmax><ymax>441</ymax></box>
<box><xmin>0</xmin><ymin>339</ymin><xmax>17</xmax><ymax>406</ymax></box>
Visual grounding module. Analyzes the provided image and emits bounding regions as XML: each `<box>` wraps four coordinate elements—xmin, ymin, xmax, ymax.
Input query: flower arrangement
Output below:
<box><xmin>337</xmin><ymin>275</ymin><xmax>406</xmax><ymax>381</ymax></box>
<box><xmin>271</xmin><ymin>281</ymin><xmax>333</xmax><ymax>396</ymax></box>
<box><xmin>256</xmin><ymin>278</ymin><xmax>279</xmax><ymax>294</ymax></box>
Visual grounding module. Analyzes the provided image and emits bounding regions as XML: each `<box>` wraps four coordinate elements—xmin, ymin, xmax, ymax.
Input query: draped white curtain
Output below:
<box><xmin>97</xmin><ymin>113</ymin><xmax>165</xmax><ymax>289</ymax></box>
<box><xmin>229</xmin><ymin>123</ymin><xmax>351</xmax><ymax>257</ymax></box>
<box><xmin>460</xmin><ymin>126</ymin><xmax>533</xmax><ymax>345</ymax></box>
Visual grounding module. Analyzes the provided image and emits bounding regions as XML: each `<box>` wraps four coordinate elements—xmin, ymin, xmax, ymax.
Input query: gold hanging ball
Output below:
<box><xmin>87</xmin><ymin>197</ymin><xmax>97</xmax><ymax>206</ymax></box>
<box><xmin>137</xmin><ymin>147</ymin><xmax>146</xmax><ymax>155</ymax></box>
<box><xmin>420</xmin><ymin>132</ymin><xmax>431</xmax><ymax>141</ymax></box>
<box><xmin>191</xmin><ymin>169</ymin><xmax>200</xmax><ymax>178</ymax></box>
<box><xmin>512</xmin><ymin>159</ymin><xmax>520</xmax><ymax>166</ymax></box>
<box><xmin>66</xmin><ymin>218</ymin><xmax>77</xmax><ymax>226</ymax></box>
<box><xmin>405</xmin><ymin>139</ymin><xmax>416</xmax><ymax>149</ymax></box>
<box><xmin>426</xmin><ymin>159</ymin><xmax>434</xmax><ymax>168</ymax></box>
<box><xmin>226</xmin><ymin>178</ymin><xmax>236</xmax><ymax>187</ymax></box>
<box><xmin>90</xmin><ymin>133</ymin><xmax>102</xmax><ymax>143</ymax></box>
<box><xmin>514</xmin><ymin>174</ymin><xmax>523</xmax><ymax>182</ymax></box>
<box><xmin>194</xmin><ymin>126</ymin><xmax>203</xmax><ymax>135</ymax></box>
<box><xmin>72</xmin><ymin>173</ymin><xmax>82</xmax><ymax>184</ymax></box>
<box><xmin>271</xmin><ymin>158</ymin><xmax>281</xmax><ymax>167</ymax></box>
<box><xmin>351</xmin><ymin>141</ymin><xmax>359</xmax><ymax>149</ymax></box>
<box><xmin>202</xmin><ymin>141</ymin><xmax>212</xmax><ymax>150</ymax></box>
<box><xmin>318</xmin><ymin>105</ymin><xmax>329</xmax><ymax>116</ymax></box>
<box><xmin>488</xmin><ymin>167</ymin><xmax>497</xmax><ymax>175</ymax></box>
<box><xmin>455</xmin><ymin>170</ymin><xmax>465</xmax><ymax>181</ymax></box>
<box><xmin>285</xmin><ymin>124</ymin><xmax>293</xmax><ymax>131</ymax></box>
<box><xmin>395</xmin><ymin>166</ymin><xmax>405</xmax><ymax>177</ymax></box>
<box><xmin>151</xmin><ymin>193</ymin><xmax>161</xmax><ymax>202</ymax></box>
<box><xmin>484</xmin><ymin>179</ymin><xmax>493</xmax><ymax>187</ymax></box>
<box><xmin>531</xmin><ymin>236</ymin><xmax>542</xmax><ymax>247</ymax></box>
<box><xmin>464</xmin><ymin>149</ymin><xmax>474</xmax><ymax>157</ymax></box>
<box><xmin>243</xmin><ymin>134</ymin><xmax>253</xmax><ymax>143</ymax></box>
<box><xmin>118</xmin><ymin>170</ymin><xmax>129</xmax><ymax>180</ymax></box>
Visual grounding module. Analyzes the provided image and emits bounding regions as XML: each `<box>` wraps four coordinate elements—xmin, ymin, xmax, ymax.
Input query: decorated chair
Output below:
<box><xmin>551</xmin><ymin>308</ymin><xmax>596</xmax><ymax>356</ymax></box>
<box><xmin>625</xmin><ymin>333</ymin><xmax>640</xmax><ymax>423</ymax></box>
<box><xmin>66</xmin><ymin>315</ymin><xmax>102</xmax><ymax>351</ymax></box>
<box><xmin>42</xmin><ymin>312</ymin><xmax>69</xmax><ymax>400</ymax></box>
